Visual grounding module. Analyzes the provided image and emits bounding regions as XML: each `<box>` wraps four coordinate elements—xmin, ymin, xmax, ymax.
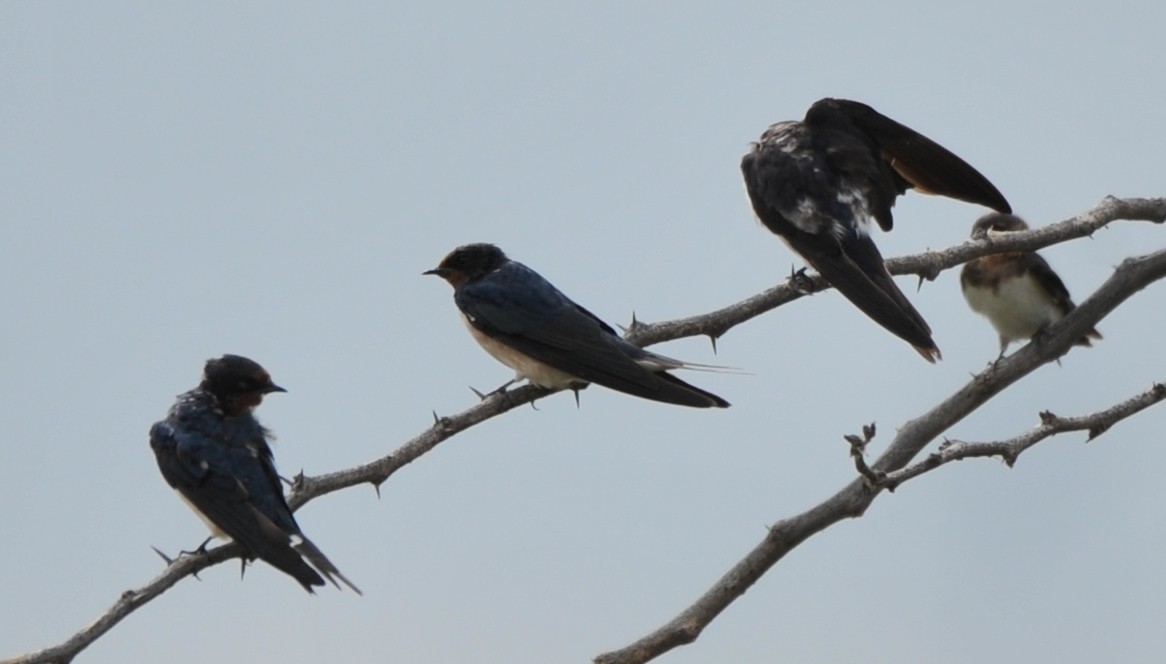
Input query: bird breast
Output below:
<box><xmin>461</xmin><ymin>314</ymin><xmax>581</xmax><ymax>389</ymax></box>
<box><xmin>963</xmin><ymin>273</ymin><xmax>1063</xmax><ymax>342</ymax></box>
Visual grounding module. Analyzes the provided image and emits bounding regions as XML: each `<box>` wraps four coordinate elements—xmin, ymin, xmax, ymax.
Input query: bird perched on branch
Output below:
<box><xmin>425</xmin><ymin>243</ymin><xmax>733</xmax><ymax>408</ymax></box>
<box><xmin>741</xmin><ymin>97</ymin><xmax>1012</xmax><ymax>361</ymax></box>
<box><xmin>150</xmin><ymin>354</ymin><xmax>360</xmax><ymax>594</ymax></box>
<box><xmin>961</xmin><ymin>213</ymin><xmax>1102</xmax><ymax>357</ymax></box>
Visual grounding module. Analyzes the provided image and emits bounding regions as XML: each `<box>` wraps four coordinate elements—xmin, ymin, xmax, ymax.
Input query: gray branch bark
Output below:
<box><xmin>3</xmin><ymin>196</ymin><xmax>1164</xmax><ymax>664</ymax></box>
<box><xmin>593</xmin><ymin>228</ymin><xmax>1166</xmax><ymax>664</ymax></box>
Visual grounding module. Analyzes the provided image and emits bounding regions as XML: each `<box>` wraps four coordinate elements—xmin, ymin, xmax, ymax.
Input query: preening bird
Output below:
<box><xmin>741</xmin><ymin>97</ymin><xmax>1012</xmax><ymax>361</ymax></box>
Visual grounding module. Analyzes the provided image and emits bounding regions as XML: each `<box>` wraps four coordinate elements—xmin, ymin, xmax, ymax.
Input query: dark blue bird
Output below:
<box><xmin>150</xmin><ymin>355</ymin><xmax>360</xmax><ymax>594</ymax></box>
<box><xmin>741</xmin><ymin>97</ymin><xmax>1012</xmax><ymax>362</ymax></box>
<box><xmin>425</xmin><ymin>243</ymin><xmax>731</xmax><ymax>408</ymax></box>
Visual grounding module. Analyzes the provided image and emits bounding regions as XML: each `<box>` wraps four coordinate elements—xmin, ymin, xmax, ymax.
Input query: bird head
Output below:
<box><xmin>200</xmin><ymin>354</ymin><xmax>286</xmax><ymax>415</ymax></box>
<box><xmin>423</xmin><ymin>243</ymin><xmax>508</xmax><ymax>287</ymax></box>
<box><xmin>970</xmin><ymin>213</ymin><xmax>1029</xmax><ymax>239</ymax></box>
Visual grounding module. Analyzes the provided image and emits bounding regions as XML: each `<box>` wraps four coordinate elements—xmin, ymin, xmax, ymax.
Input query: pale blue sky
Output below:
<box><xmin>2</xmin><ymin>2</ymin><xmax>1164</xmax><ymax>663</ymax></box>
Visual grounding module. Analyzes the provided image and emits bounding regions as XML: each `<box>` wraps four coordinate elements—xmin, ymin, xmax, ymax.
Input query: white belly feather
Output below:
<box><xmin>461</xmin><ymin>314</ymin><xmax>581</xmax><ymax>389</ymax></box>
<box><xmin>963</xmin><ymin>274</ymin><xmax>1063</xmax><ymax>343</ymax></box>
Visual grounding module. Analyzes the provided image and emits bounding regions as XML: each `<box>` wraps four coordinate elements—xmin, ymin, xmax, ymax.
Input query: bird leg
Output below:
<box><xmin>178</xmin><ymin>536</ymin><xmax>214</xmax><ymax>557</ymax></box>
<box><xmin>470</xmin><ymin>379</ymin><xmax>517</xmax><ymax>401</ymax></box>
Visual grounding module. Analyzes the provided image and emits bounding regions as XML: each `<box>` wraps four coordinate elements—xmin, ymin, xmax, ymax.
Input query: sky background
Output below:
<box><xmin>2</xmin><ymin>2</ymin><xmax>1164</xmax><ymax>662</ymax></box>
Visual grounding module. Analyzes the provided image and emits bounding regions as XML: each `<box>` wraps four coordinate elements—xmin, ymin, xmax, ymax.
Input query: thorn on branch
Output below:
<box><xmin>1039</xmin><ymin>410</ymin><xmax>1059</xmax><ymax>426</ymax></box>
<box><xmin>624</xmin><ymin>311</ymin><xmax>641</xmax><ymax>334</ymax></box>
<box><xmin>291</xmin><ymin>471</ymin><xmax>306</xmax><ymax>492</ymax></box>
<box><xmin>151</xmin><ymin>546</ymin><xmax>175</xmax><ymax>566</ymax></box>
<box><xmin>709</xmin><ymin>334</ymin><xmax>718</xmax><ymax>354</ymax></box>
<box><xmin>915</xmin><ymin>251</ymin><xmax>944</xmax><ymax>287</ymax></box>
<box><xmin>788</xmin><ymin>266</ymin><xmax>814</xmax><ymax>294</ymax></box>
<box><xmin>1086</xmin><ymin>424</ymin><xmax>1110</xmax><ymax>442</ymax></box>
<box><xmin>431</xmin><ymin>411</ymin><xmax>453</xmax><ymax>431</ymax></box>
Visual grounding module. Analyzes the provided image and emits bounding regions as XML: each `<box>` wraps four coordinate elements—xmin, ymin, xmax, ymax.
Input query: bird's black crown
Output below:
<box><xmin>200</xmin><ymin>354</ymin><xmax>285</xmax><ymax>403</ymax></box>
<box><xmin>430</xmin><ymin>243</ymin><xmax>508</xmax><ymax>281</ymax></box>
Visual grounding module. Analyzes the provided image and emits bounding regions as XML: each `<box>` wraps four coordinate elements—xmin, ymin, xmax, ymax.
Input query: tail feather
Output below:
<box><xmin>805</xmin><ymin>248</ymin><xmax>940</xmax><ymax>362</ymax></box>
<box><xmin>652</xmin><ymin>371</ymin><xmax>731</xmax><ymax>408</ymax></box>
<box><xmin>255</xmin><ymin>543</ymin><xmax>327</xmax><ymax>594</ymax></box>
<box><xmin>294</xmin><ymin>536</ymin><xmax>362</xmax><ymax>595</ymax></box>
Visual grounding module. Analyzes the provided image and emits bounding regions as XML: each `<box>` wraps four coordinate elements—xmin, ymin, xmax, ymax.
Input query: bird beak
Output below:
<box><xmin>423</xmin><ymin>267</ymin><xmax>452</xmax><ymax>278</ymax></box>
<box><xmin>265</xmin><ymin>384</ymin><xmax>287</xmax><ymax>394</ymax></box>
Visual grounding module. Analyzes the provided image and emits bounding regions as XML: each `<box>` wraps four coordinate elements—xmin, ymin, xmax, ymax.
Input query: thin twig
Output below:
<box><xmin>878</xmin><ymin>382</ymin><xmax>1166</xmax><ymax>490</ymax></box>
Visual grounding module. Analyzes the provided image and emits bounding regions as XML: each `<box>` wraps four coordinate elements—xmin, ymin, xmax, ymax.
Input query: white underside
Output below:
<box><xmin>462</xmin><ymin>314</ymin><xmax>581</xmax><ymax>389</ymax></box>
<box><xmin>963</xmin><ymin>274</ymin><xmax>1063</xmax><ymax>345</ymax></box>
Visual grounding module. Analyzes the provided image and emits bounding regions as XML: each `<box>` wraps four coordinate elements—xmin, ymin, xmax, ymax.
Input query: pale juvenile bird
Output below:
<box><xmin>960</xmin><ymin>213</ymin><xmax>1102</xmax><ymax>357</ymax></box>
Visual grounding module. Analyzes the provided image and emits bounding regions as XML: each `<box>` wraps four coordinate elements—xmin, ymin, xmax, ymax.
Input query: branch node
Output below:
<box><xmin>1086</xmin><ymin>425</ymin><xmax>1110</xmax><ymax>441</ymax></box>
<box><xmin>846</xmin><ymin>423</ymin><xmax>882</xmax><ymax>487</ymax></box>
<box><xmin>1039</xmin><ymin>410</ymin><xmax>1059</xmax><ymax>426</ymax></box>
<box><xmin>788</xmin><ymin>265</ymin><xmax>814</xmax><ymax>294</ymax></box>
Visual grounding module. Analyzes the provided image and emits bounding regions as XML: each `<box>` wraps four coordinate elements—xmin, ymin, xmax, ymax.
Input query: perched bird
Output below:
<box><xmin>425</xmin><ymin>243</ymin><xmax>731</xmax><ymax>408</ymax></box>
<box><xmin>150</xmin><ymin>355</ymin><xmax>360</xmax><ymax>594</ymax></box>
<box><xmin>961</xmin><ymin>213</ymin><xmax>1102</xmax><ymax>357</ymax></box>
<box><xmin>741</xmin><ymin>97</ymin><xmax>1012</xmax><ymax>362</ymax></box>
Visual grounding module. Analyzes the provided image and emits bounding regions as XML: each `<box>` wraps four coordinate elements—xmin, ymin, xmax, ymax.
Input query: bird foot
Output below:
<box><xmin>179</xmin><ymin>536</ymin><xmax>214</xmax><ymax>558</ymax></box>
<box><xmin>470</xmin><ymin>379</ymin><xmax>517</xmax><ymax>401</ymax></box>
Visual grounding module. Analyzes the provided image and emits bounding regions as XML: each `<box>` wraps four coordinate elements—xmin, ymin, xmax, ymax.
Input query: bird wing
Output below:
<box><xmin>742</xmin><ymin>141</ymin><xmax>940</xmax><ymax>361</ymax></box>
<box><xmin>1015</xmin><ymin>252</ymin><xmax>1074</xmax><ymax>313</ymax></box>
<box><xmin>802</xmin><ymin>228</ymin><xmax>940</xmax><ymax>362</ymax></box>
<box><xmin>149</xmin><ymin>421</ymin><xmax>326</xmax><ymax>591</ymax></box>
<box><xmin>814</xmin><ymin>98</ymin><xmax>1012</xmax><ymax>214</ymax></box>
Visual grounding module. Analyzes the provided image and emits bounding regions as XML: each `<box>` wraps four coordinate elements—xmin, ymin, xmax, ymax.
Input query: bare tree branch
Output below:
<box><xmin>4</xmin><ymin>196</ymin><xmax>1164</xmax><ymax>664</ymax></box>
<box><xmin>875</xmin><ymin>382</ymin><xmax>1166</xmax><ymax>489</ymax></box>
<box><xmin>624</xmin><ymin>195</ymin><xmax>1166</xmax><ymax>347</ymax></box>
<box><xmin>592</xmin><ymin>244</ymin><xmax>1166</xmax><ymax>664</ymax></box>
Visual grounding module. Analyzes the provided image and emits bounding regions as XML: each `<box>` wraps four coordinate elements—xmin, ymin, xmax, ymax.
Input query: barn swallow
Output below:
<box><xmin>150</xmin><ymin>354</ymin><xmax>360</xmax><ymax>594</ymax></box>
<box><xmin>961</xmin><ymin>213</ymin><xmax>1102</xmax><ymax>357</ymax></box>
<box><xmin>741</xmin><ymin>97</ymin><xmax>1012</xmax><ymax>362</ymax></box>
<box><xmin>425</xmin><ymin>243</ymin><xmax>731</xmax><ymax>408</ymax></box>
